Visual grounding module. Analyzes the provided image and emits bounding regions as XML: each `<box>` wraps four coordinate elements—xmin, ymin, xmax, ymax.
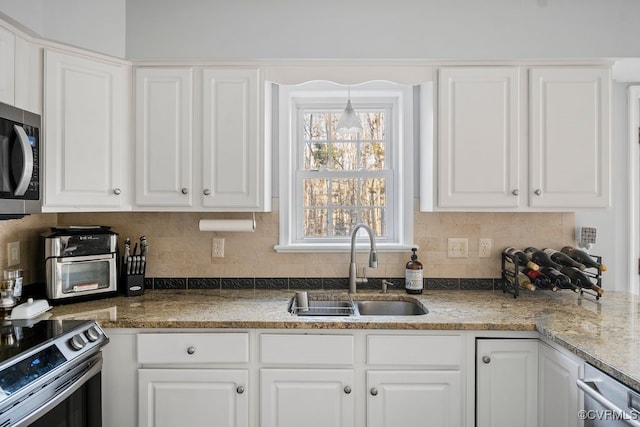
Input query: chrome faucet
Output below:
<box><xmin>349</xmin><ymin>223</ymin><xmax>378</xmax><ymax>293</ymax></box>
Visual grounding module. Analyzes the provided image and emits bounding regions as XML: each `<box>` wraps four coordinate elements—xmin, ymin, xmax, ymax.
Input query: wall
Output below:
<box><xmin>0</xmin><ymin>0</ymin><xmax>126</xmax><ymax>57</ymax></box>
<box><xmin>0</xmin><ymin>214</ymin><xmax>57</xmax><ymax>285</ymax></box>
<box><xmin>125</xmin><ymin>0</ymin><xmax>640</xmax><ymax>60</ymax></box>
<box><xmin>56</xmin><ymin>210</ymin><xmax>575</xmax><ymax>281</ymax></box>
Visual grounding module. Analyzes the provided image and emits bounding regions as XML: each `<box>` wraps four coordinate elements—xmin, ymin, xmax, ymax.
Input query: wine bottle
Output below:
<box><xmin>503</xmin><ymin>247</ymin><xmax>539</xmax><ymax>271</ymax></box>
<box><xmin>540</xmin><ymin>266</ymin><xmax>579</xmax><ymax>292</ymax></box>
<box><xmin>543</xmin><ymin>248</ymin><xmax>586</xmax><ymax>271</ymax></box>
<box><xmin>523</xmin><ymin>268</ymin><xmax>558</xmax><ymax>292</ymax></box>
<box><xmin>561</xmin><ymin>246</ymin><xmax>607</xmax><ymax>272</ymax></box>
<box><xmin>505</xmin><ymin>272</ymin><xmax>536</xmax><ymax>292</ymax></box>
<box><xmin>523</xmin><ymin>247</ymin><xmax>562</xmax><ymax>270</ymax></box>
<box><xmin>560</xmin><ymin>266</ymin><xmax>604</xmax><ymax>296</ymax></box>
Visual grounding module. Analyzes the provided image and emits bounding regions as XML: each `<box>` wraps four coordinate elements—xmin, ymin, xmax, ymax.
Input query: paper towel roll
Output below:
<box><xmin>198</xmin><ymin>219</ymin><xmax>256</xmax><ymax>232</ymax></box>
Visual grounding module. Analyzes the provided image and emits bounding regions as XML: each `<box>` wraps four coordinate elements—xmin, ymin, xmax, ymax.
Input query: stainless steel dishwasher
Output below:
<box><xmin>577</xmin><ymin>363</ymin><xmax>640</xmax><ymax>426</ymax></box>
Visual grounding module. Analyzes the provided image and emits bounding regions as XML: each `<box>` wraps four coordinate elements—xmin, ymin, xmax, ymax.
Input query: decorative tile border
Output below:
<box><xmin>143</xmin><ymin>277</ymin><xmax>499</xmax><ymax>291</ymax></box>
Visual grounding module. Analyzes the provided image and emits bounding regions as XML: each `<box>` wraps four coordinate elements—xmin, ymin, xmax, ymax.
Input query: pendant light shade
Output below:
<box><xmin>336</xmin><ymin>88</ymin><xmax>362</xmax><ymax>134</ymax></box>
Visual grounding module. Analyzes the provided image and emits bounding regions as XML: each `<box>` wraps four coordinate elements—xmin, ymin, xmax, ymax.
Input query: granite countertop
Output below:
<box><xmin>47</xmin><ymin>288</ymin><xmax>640</xmax><ymax>391</ymax></box>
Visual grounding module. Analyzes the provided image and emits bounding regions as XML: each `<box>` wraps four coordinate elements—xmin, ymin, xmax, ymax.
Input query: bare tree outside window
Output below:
<box><xmin>301</xmin><ymin>110</ymin><xmax>387</xmax><ymax>238</ymax></box>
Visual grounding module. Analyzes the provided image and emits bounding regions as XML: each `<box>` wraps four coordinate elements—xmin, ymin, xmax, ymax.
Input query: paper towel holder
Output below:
<box><xmin>198</xmin><ymin>213</ymin><xmax>257</xmax><ymax>232</ymax></box>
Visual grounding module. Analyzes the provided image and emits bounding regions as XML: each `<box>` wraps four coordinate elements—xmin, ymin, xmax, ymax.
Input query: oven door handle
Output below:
<box><xmin>577</xmin><ymin>378</ymin><xmax>640</xmax><ymax>426</ymax></box>
<box><xmin>13</xmin><ymin>356</ymin><xmax>103</xmax><ymax>427</ymax></box>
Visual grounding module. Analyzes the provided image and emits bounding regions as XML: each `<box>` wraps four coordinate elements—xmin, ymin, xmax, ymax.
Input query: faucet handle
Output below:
<box><xmin>381</xmin><ymin>279</ymin><xmax>394</xmax><ymax>293</ymax></box>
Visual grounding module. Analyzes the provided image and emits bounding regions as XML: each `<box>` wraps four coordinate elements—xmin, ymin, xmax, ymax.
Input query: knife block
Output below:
<box><xmin>120</xmin><ymin>256</ymin><xmax>145</xmax><ymax>297</ymax></box>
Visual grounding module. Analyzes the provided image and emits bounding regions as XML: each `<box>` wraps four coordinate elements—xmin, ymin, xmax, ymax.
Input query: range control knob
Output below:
<box><xmin>85</xmin><ymin>327</ymin><xmax>101</xmax><ymax>342</ymax></box>
<box><xmin>70</xmin><ymin>334</ymin><xmax>86</xmax><ymax>351</ymax></box>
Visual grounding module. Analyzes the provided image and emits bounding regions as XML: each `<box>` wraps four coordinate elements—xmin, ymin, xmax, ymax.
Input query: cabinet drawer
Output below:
<box><xmin>260</xmin><ymin>334</ymin><xmax>354</xmax><ymax>365</ymax></box>
<box><xmin>137</xmin><ymin>333</ymin><xmax>249</xmax><ymax>364</ymax></box>
<box><xmin>367</xmin><ymin>335</ymin><xmax>462</xmax><ymax>367</ymax></box>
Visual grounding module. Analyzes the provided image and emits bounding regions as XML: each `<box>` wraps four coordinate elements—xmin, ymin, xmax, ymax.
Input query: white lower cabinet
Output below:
<box><xmin>101</xmin><ymin>329</ymin><xmax>587</xmax><ymax>427</ymax></box>
<box><xmin>260</xmin><ymin>369</ymin><xmax>355</xmax><ymax>427</ymax></box>
<box><xmin>367</xmin><ymin>370</ymin><xmax>462</xmax><ymax>427</ymax></box>
<box><xmin>139</xmin><ymin>369</ymin><xmax>248</xmax><ymax>427</ymax></box>
<box><xmin>136</xmin><ymin>332</ymin><xmax>250</xmax><ymax>427</ymax></box>
<box><xmin>476</xmin><ymin>338</ymin><xmax>539</xmax><ymax>427</ymax></box>
<box><xmin>538</xmin><ymin>341</ymin><xmax>583</xmax><ymax>427</ymax></box>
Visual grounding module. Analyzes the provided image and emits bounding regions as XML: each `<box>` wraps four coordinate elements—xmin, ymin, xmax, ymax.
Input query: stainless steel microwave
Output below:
<box><xmin>0</xmin><ymin>102</ymin><xmax>41</xmax><ymax>216</ymax></box>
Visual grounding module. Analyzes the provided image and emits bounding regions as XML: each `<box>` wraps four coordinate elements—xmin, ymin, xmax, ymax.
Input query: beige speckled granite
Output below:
<box><xmin>48</xmin><ymin>289</ymin><xmax>640</xmax><ymax>391</ymax></box>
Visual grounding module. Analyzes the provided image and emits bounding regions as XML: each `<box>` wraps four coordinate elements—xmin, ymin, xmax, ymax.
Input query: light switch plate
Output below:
<box><xmin>447</xmin><ymin>238</ymin><xmax>468</xmax><ymax>258</ymax></box>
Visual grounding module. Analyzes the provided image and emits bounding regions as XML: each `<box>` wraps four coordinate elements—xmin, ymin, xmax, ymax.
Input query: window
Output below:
<box><xmin>275</xmin><ymin>81</ymin><xmax>415</xmax><ymax>252</ymax></box>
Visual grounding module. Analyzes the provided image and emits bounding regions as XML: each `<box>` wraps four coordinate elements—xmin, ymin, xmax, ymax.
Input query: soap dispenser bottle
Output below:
<box><xmin>405</xmin><ymin>248</ymin><xmax>424</xmax><ymax>294</ymax></box>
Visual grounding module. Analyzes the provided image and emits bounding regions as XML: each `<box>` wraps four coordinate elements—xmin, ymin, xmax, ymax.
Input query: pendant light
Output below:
<box><xmin>336</xmin><ymin>87</ymin><xmax>362</xmax><ymax>134</ymax></box>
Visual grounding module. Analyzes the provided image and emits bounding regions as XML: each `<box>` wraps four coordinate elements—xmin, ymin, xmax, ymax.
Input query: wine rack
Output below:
<box><xmin>501</xmin><ymin>252</ymin><xmax>603</xmax><ymax>300</ymax></box>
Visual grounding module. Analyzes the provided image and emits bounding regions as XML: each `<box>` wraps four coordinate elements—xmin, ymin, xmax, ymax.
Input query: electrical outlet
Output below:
<box><xmin>212</xmin><ymin>238</ymin><xmax>225</xmax><ymax>258</ymax></box>
<box><xmin>447</xmin><ymin>238</ymin><xmax>468</xmax><ymax>258</ymax></box>
<box><xmin>7</xmin><ymin>241</ymin><xmax>20</xmax><ymax>266</ymax></box>
<box><xmin>479</xmin><ymin>238</ymin><xmax>492</xmax><ymax>258</ymax></box>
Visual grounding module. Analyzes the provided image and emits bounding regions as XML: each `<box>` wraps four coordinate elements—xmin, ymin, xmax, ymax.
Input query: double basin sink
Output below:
<box><xmin>288</xmin><ymin>292</ymin><xmax>428</xmax><ymax>317</ymax></box>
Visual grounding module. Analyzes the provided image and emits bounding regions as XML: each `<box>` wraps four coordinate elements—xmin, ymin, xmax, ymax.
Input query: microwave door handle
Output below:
<box><xmin>12</xmin><ymin>125</ymin><xmax>33</xmax><ymax>196</ymax></box>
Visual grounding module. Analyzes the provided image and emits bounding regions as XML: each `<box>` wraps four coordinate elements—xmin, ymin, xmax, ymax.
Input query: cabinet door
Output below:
<box><xmin>0</xmin><ymin>25</ymin><xmax>15</xmax><ymax>106</ymax></box>
<box><xmin>260</xmin><ymin>369</ymin><xmax>354</xmax><ymax>427</ymax></box>
<box><xmin>438</xmin><ymin>67</ymin><xmax>522</xmax><ymax>208</ymax></box>
<box><xmin>476</xmin><ymin>339</ymin><xmax>538</xmax><ymax>427</ymax></box>
<box><xmin>367</xmin><ymin>370</ymin><xmax>462</xmax><ymax>427</ymax></box>
<box><xmin>139</xmin><ymin>369</ymin><xmax>248</xmax><ymax>427</ymax></box>
<box><xmin>135</xmin><ymin>68</ymin><xmax>193</xmax><ymax>207</ymax></box>
<box><xmin>538</xmin><ymin>342</ymin><xmax>582</xmax><ymax>427</ymax></box>
<box><xmin>44</xmin><ymin>49</ymin><xmax>129</xmax><ymax>209</ymax></box>
<box><xmin>529</xmin><ymin>67</ymin><xmax>610</xmax><ymax>207</ymax></box>
<box><xmin>14</xmin><ymin>36</ymin><xmax>42</xmax><ymax>114</ymax></box>
<box><xmin>201</xmin><ymin>68</ymin><xmax>261</xmax><ymax>210</ymax></box>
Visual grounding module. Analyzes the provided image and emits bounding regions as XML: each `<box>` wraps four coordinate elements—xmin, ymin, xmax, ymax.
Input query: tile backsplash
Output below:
<box><xmin>53</xmin><ymin>209</ymin><xmax>575</xmax><ymax>280</ymax></box>
<box><xmin>0</xmin><ymin>210</ymin><xmax>575</xmax><ymax>285</ymax></box>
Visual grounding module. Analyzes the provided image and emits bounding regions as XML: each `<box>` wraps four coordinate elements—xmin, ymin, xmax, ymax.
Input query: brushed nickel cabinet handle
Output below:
<box><xmin>370</xmin><ymin>388</ymin><xmax>378</xmax><ymax>396</ymax></box>
<box><xmin>236</xmin><ymin>386</ymin><xmax>245</xmax><ymax>394</ymax></box>
<box><xmin>534</xmin><ymin>189</ymin><xmax>542</xmax><ymax>196</ymax></box>
<box><xmin>344</xmin><ymin>386</ymin><xmax>352</xmax><ymax>394</ymax></box>
<box><xmin>512</xmin><ymin>189</ymin><xmax>519</xmax><ymax>196</ymax></box>
<box><xmin>113</xmin><ymin>188</ymin><xmax>122</xmax><ymax>195</ymax></box>
<box><xmin>482</xmin><ymin>356</ymin><xmax>491</xmax><ymax>364</ymax></box>
<box><xmin>181</xmin><ymin>188</ymin><xmax>189</xmax><ymax>195</ymax></box>
<box><xmin>203</xmin><ymin>189</ymin><xmax>211</xmax><ymax>196</ymax></box>
<box><xmin>187</xmin><ymin>346</ymin><xmax>196</xmax><ymax>355</ymax></box>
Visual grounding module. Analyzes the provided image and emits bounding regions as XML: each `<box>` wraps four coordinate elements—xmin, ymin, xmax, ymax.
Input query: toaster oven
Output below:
<box><xmin>44</xmin><ymin>226</ymin><xmax>118</xmax><ymax>303</ymax></box>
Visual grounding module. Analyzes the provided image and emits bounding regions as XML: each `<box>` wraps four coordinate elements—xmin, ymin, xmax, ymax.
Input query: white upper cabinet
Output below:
<box><xmin>0</xmin><ymin>26</ymin><xmax>42</xmax><ymax>114</ymax></box>
<box><xmin>435</xmin><ymin>65</ymin><xmax>610</xmax><ymax>210</ymax></box>
<box><xmin>0</xmin><ymin>26</ymin><xmax>16</xmax><ymax>106</ymax></box>
<box><xmin>438</xmin><ymin>67</ymin><xmax>522</xmax><ymax>208</ymax></box>
<box><xmin>43</xmin><ymin>49</ymin><xmax>131</xmax><ymax>211</ymax></box>
<box><xmin>135</xmin><ymin>68</ymin><xmax>193</xmax><ymax>207</ymax></box>
<box><xmin>201</xmin><ymin>68</ymin><xmax>262</xmax><ymax>209</ymax></box>
<box><xmin>529</xmin><ymin>67</ymin><xmax>610</xmax><ymax>208</ymax></box>
<box><xmin>134</xmin><ymin>66</ymin><xmax>269</xmax><ymax>212</ymax></box>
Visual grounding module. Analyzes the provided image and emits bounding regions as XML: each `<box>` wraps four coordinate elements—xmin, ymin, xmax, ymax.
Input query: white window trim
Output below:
<box><xmin>274</xmin><ymin>81</ymin><xmax>415</xmax><ymax>253</ymax></box>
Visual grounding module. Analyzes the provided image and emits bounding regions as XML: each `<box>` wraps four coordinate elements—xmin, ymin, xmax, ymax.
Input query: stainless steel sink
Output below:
<box><xmin>288</xmin><ymin>293</ymin><xmax>427</xmax><ymax>317</ymax></box>
<box><xmin>354</xmin><ymin>299</ymin><xmax>428</xmax><ymax>316</ymax></box>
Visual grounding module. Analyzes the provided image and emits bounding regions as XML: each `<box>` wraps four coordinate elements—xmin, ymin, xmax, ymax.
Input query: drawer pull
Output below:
<box><xmin>203</xmin><ymin>189</ymin><xmax>211</xmax><ymax>196</ymax></box>
<box><xmin>512</xmin><ymin>189</ymin><xmax>519</xmax><ymax>196</ymax></box>
<box><xmin>344</xmin><ymin>386</ymin><xmax>352</xmax><ymax>394</ymax></box>
<box><xmin>113</xmin><ymin>188</ymin><xmax>122</xmax><ymax>195</ymax></box>
<box><xmin>534</xmin><ymin>189</ymin><xmax>542</xmax><ymax>196</ymax></box>
<box><xmin>181</xmin><ymin>188</ymin><xmax>189</xmax><ymax>195</ymax></box>
<box><xmin>370</xmin><ymin>388</ymin><xmax>378</xmax><ymax>396</ymax></box>
<box><xmin>236</xmin><ymin>386</ymin><xmax>245</xmax><ymax>394</ymax></box>
<box><xmin>482</xmin><ymin>356</ymin><xmax>491</xmax><ymax>364</ymax></box>
<box><xmin>187</xmin><ymin>346</ymin><xmax>196</xmax><ymax>355</ymax></box>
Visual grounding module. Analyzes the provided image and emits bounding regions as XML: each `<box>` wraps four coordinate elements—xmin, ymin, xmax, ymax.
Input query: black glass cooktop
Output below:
<box><xmin>0</xmin><ymin>319</ymin><xmax>86</xmax><ymax>367</ymax></box>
